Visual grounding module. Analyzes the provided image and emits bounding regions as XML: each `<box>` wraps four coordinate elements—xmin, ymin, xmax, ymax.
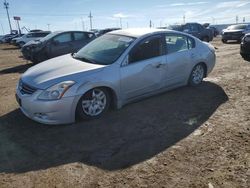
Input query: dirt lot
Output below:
<box><xmin>0</xmin><ymin>38</ymin><xmax>249</xmax><ymax>188</ymax></box>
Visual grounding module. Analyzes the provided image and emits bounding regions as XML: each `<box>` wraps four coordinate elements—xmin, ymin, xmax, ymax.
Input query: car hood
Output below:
<box><xmin>223</xmin><ymin>29</ymin><xmax>244</xmax><ymax>33</ymax></box>
<box><xmin>23</xmin><ymin>40</ymin><xmax>42</xmax><ymax>47</ymax></box>
<box><xmin>22</xmin><ymin>54</ymin><xmax>106</xmax><ymax>89</ymax></box>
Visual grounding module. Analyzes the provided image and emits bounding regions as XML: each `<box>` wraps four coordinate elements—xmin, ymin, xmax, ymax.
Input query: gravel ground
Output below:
<box><xmin>0</xmin><ymin>38</ymin><xmax>249</xmax><ymax>188</ymax></box>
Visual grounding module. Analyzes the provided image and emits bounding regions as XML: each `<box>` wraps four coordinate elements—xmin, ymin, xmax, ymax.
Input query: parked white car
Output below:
<box><xmin>16</xmin><ymin>28</ymin><xmax>216</xmax><ymax>125</ymax></box>
<box><xmin>16</xmin><ymin>31</ymin><xmax>51</xmax><ymax>47</ymax></box>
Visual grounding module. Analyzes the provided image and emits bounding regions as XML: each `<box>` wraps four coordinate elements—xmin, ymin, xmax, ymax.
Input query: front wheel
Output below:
<box><xmin>188</xmin><ymin>64</ymin><xmax>205</xmax><ymax>86</ymax></box>
<box><xmin>76</xmin><ymin>88</ymin><xmax>111</xmax><ymax>120</ymax></box>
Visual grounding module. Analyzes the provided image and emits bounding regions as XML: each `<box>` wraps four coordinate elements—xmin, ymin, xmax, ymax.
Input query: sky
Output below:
<box><xmin>0</xmin><ymin>0</ymin><xmax>250</xmax><ymax>34</ymax></box>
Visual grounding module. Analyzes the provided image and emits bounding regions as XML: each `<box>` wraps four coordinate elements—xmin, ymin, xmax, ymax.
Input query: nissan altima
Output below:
<box><xmin>16</xmin><ymin>28</ymin><xmax>216</xmax><ymax>125</ymax></box>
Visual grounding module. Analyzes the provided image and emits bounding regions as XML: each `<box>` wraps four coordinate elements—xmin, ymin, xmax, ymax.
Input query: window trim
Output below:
<box><xmin>128</xmin><ymin>34</ymin><xmax>165</xmax><ymax>65</ymax></box>
<box><xmin>165</xmin><ymin>33</ymin><xmax>195</xmax><ymax>54</ymax></box>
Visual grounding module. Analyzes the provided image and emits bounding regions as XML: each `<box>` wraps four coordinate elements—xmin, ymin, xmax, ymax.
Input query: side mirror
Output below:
<box><xmin>121</xmin><ymin>55</ymin><xmax>129</xmax><ymax>67</ymax></box>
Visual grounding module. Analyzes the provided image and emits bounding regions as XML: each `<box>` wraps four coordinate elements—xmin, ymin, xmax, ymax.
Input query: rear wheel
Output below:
<box><xmin>76</xmin><ymin>88</ymin><xmax>111</xmax><ymax>120</ymax></box>
<box><xmin>188</xmin><ymin>64</ymin><xmax>205</xmax><ymax>86</ymax></box>
<box><xmin>222</xmin><ymin>39</ymin><xmax>227</xmax><ymax>43</ymax></box>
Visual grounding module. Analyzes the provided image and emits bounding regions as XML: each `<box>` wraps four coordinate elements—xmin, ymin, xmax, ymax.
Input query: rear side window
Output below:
<box><xmin>34</xmin><ymin>33</ymin><xmax>49</xmax><ymax>37</ymax></box>
<box><xmin>165</xmin><ymin>34</ymin><xmax>195</xmax><ymax>54</ymax></box>
<box><xmin>189</xmin><ymin>24</ymin><xmax>199</xmax><ymax>32</ymax></box>
<box><xmin>53</xmin><ymin>33</ymin><xmax>72</xmax><ymax>43</ymax></box>
<box><xmin>129</xmin><ymin>36</ymin><xmax>163</xmax><ymax>63</ymax></box>
<box><xmin>73</xmin><ymin>32</ymin><xmax>87</xmax><ymax>41</ymax></box>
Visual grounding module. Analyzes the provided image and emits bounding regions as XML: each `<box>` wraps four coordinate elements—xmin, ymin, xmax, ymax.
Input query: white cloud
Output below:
<box><xmin>170</xmin><ymin>1</ymin><xmax>208</xmax><ymax>7</ymax></box>
<box><xmin>113</xmin><ymin>13</ymin><xmax>130</xmax><ymax>18</ymax></box>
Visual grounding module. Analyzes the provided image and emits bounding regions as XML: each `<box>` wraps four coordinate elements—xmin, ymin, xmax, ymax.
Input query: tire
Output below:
<box><xmin>188</xmin><ymin>64</ymin><xmax>205</xmax><ymax>86</ymax></box>
<box><xmin>241</xmin><ymin>54</ymin><xmax>250</xmax><ymax>61</ymax></box>
<box><xmin>202</xmin><ymin>36</ymin><xmax>209</xmax><ymax>42</ymax></box>
<box><xmin>76</xmin><ymin>88</ymin><xmax>111</xmax><ymax>120</ymax></box>
<box><xmin>18</xmin><ymin>42</ymin><xmax>25</xmax><ymax>48</ymax></box>
<box><xmin>222</xmin><ymin>39</ymin><xmax>227</xmax><ymax>43</ymax></box>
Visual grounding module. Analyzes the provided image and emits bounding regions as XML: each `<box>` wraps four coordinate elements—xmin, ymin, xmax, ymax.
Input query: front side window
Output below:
<box><xmin>129</xmin><ymin>36</ymin><xmax>162</xmax><ymax>63</ymax></box>
<box><xmin>189</xmin><ymin>24</ymin><xmax>199</xmax><ymax>32</ymax></box>
<box><xmin>53</xmin><ymin>33</ymin><xmax>72</xmax><ymax>43</ymax></box>
<box><xmin>166</xmin><ymin>34</ymin><xmax>192</xmax><ymax>54</ymax></box>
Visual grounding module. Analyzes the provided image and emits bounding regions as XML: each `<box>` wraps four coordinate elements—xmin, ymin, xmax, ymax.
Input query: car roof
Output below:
<box><xmin>28</xmin><ymin>31</ymin><xmax>51</xmax><ymax>34</ymax></box>
<box><xmin>109</xmin><ymin>28</ymin><xmax>171</xmax><ymax>38</ymax></box>
<box><xmin>51</xmin><ymin>30</ymin><xmax>95</xmax><ymax>34</ymax></box>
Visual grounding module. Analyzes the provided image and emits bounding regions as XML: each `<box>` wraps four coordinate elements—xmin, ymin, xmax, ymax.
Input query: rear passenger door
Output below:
<box><xmin>163</xmin><ymin>33</ymin><xmax>195</xmax><ymax>87</ymax></box>
<box><xmin>49</xmin><ymin>32</ymin><xmax>73</xmax><ymax>58</ymax></box>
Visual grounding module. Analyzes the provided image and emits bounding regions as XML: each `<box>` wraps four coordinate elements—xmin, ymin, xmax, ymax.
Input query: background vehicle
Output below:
<box><xmin>16</xmin><ymin>31</ymin><xmax>51</xmax><ymax>47</ymax></box>
<box><xmin>16</xmin><ymin>28</ymin><xmax>216</xmax><ymax>124</ymax></box>
<box><xmin>240</xmin><ymin>33</ymin><xmax>250</xmax><ymax>60</ymax></box>
<box><xmin>168</xmin><ymin>23</ymin><xmax>214</xmax><ymax>42</ymax></box>
<box><xmin>207</xmin><ymin>26</ymin><xmax>219</xmax><ymax>37</ymax></box>
<box><xmin>21</xmin><ymin>31</ymin><xmax>96</xmax><ymax>63</ymax></box>
<box><xmin>10</xmin><ymin>34</ymin><xmax>25</xmax><ymax>45</ymax></box>
<box><xmin>95</xmin><ymin>28</ymin><xmax>121</xmax><ymax>37</ymax></box>
<box><xmin>221</xmin><ymin>24</ymin><xmax>250</xmax><ymax>43</ymax></box>
<box><xmin>0</xmin><ymin>34</ymin><xmax>18</xmax><ymax>43</ymax></box>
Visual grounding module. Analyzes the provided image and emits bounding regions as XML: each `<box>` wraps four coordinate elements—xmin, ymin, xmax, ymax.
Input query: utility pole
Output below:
<box><xmin>88</xmin><ymin>11</ymin><xmax>93</xmax><ymax>30</ymax></box>
<box><xmin>243</xmin><ymin>17</ymin><xmax>245</xmax><ymax>23</ymax></box>
<box><xmin>236</xmin><ymin>15</ymin><xmax>239</xmax><ymax>24</ymax></box>
<box><xmin>149</xmin><ymin>20</ymin><xmax>152</xmax><ymax>28</ymax></box>
<box><xmin>4</xmin><ymin>0</ymin><xmax>12</xmax><ymax>33</ymax></box>
<box><xmin>183</xmin><ymin>15</ymin><xmax>186</xmax><ymax>24</ymax></box>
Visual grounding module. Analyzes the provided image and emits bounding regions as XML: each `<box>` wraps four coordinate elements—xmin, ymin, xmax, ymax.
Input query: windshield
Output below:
<box><xmin>73</xmin><ymin>34</ymin><xmax>135</xmax><ymax>65</ymax></box>
<box><xmin>39</xmin><ymin>31</ymin><xmax>62</xmax><ymax>42</ymax></box>
<box><xmin>228</xmin><ymin>25</ymin><xmax>247</xmax><ymax>30</ymax></box>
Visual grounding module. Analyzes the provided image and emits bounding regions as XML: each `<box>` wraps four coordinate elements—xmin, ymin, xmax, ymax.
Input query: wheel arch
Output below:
<box><xmin>73</xmin><ymin>83</ymin><xmax>120</xmax><ymax>120</ymax></box>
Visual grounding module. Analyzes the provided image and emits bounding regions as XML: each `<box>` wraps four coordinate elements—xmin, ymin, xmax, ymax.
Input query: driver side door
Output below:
<box><xmin>120</xmin><ymin>35</ymin><xmax>166</xmax><ymax>100</ymax></box>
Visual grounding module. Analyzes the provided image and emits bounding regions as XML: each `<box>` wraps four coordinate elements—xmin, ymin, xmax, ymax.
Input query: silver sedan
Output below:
<box><xmin>16</xmin><ymin>28</ymin><xmax>216</xmax><ymax>124</ymax></box>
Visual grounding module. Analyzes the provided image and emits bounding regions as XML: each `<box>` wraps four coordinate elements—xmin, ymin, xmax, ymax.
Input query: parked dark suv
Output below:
<box><xmin>168</xmin><ymin>23</ymin><xmax>213</xmax><ymax>42</ymax></box>
<box><xmin>240</xmin><ymin>33</ymin><xmax>250</xmax><ymax>61</ymax></box>
<box><xmin>222</xmin><ymin>24</ymin><xmax>250</xmax><ymax>43</ymax></box>
<box><xmin>21</xmin><ymin>31</ymin><xmax>96</xmax><ymax>63</ymax></box>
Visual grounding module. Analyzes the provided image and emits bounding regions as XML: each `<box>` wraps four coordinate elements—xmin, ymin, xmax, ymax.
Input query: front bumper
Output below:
<box><xmin>222</xmin><ymin>33</ymin><xmax>244</xmax><ymax>41</ymax></box>
<box><xmin>16</xmin><ymin>89</ymin><xmax>78</xmax><ymax>125</ymax></box>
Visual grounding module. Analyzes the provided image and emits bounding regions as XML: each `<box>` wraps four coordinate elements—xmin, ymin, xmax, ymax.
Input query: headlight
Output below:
<box><xmin>38</xmin><ymin>81</ymin><xmax>75</xmax><ymax>100</ymax></box>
